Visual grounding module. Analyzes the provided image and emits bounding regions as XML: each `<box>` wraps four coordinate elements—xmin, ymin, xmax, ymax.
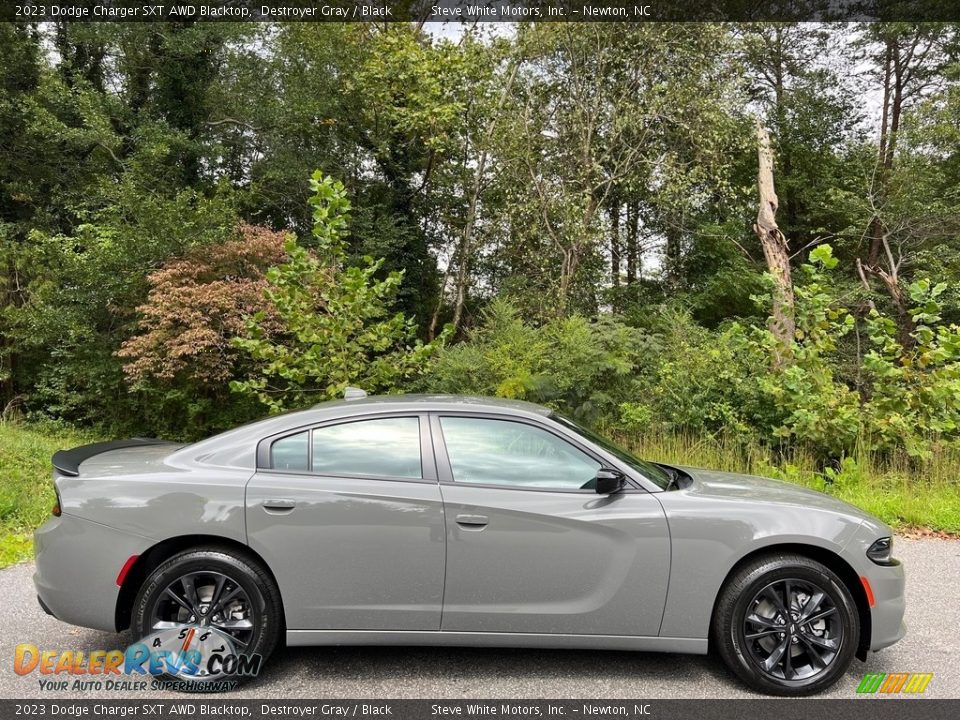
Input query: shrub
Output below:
<box><xmin>861</xmin><ymin>279</ymin><xmax>960</xmax><ymax>457</ymax></box>
<box><xmin>111</xmin><ymin>225</ymin><xmax>289</xmax><ymax>438</ymax></box>
<box><xmin>619</xmin><ymin>310</ymin><xmax>774</xmax><ymax>441</ymax></box>
<box><xmin>757</xmin><ymin>245</ymin><xmax>862</xmax><ymax>457</ymax></box>
<box><xmin>230</xmin><ymin>172</ymin><xmax>447</xmax><ymax>412</ymax></box>
<box><xmin>424</xmin><ymin>298</ymin><xmax>657</xmax><ymax>426</ymax></box>
<box><xmin>758</xmin><ymin>245</ymin><xmax>960</xmax><ymax>459</ymax></box>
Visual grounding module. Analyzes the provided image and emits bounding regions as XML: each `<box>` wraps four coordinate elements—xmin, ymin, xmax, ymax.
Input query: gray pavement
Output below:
<box><xmin>1</xmin><ymin>538</ymin><xmax>957</xmax><ymax>699</ymax></box>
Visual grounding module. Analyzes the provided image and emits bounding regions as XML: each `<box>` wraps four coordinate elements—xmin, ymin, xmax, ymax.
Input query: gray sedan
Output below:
<box><xmin>33</xmin><ymin>393</ymin><xmax>905</xmax><ymax>695</ymax></box>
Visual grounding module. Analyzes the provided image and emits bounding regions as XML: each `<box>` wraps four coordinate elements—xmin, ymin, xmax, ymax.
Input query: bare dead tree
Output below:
<box><xmin>754</xmin><ymin>120</ymin><xmax>796</xmax><ymax>366</ymax></box>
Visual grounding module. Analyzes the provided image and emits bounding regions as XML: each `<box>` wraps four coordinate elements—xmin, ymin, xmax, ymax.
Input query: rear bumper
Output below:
<box><xmin>34</xmin><ymin>513</ymin><xmax>151</xmax><ymax>632</ymax></box>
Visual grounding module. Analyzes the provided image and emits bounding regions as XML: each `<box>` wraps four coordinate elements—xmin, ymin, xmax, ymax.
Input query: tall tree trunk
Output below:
<box><xmin>754</xmin><ymin>121</ymin><xmax>796</xmax><ymax>366</ymax></box>
<box><xmin>609</xmin><ymin>200</ymin><xmax>621</xmax><ymax>309</ymax></box>
<box><xmin>625</xmin><ymin>201</ymin><xmax>638</xmax><ymax>285</ymax></box>
<box><xmin>867</xmin><ymin>39</ymin><xmax>895</xmax><ymax>269</ymax></box>
<box><xmin>448</xmin><ymin>59</ymin><xmax>519</xmax><ymax>332</ymax></box>
<box><xmin>665</xmin><ymin>224</ymin><xmax>681</xmax><ymax>288</ymax></box>
<box><xmin>427</xmin><ymin>264</ymin><xmax>452</xmax><ymax>341</ymax></box>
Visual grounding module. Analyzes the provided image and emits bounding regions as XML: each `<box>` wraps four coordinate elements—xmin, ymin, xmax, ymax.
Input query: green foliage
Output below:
<box><xmin>10</xmin><ymin>185</ymin><xmax>239</xmax><ymax>431</ymax></box>
<box><xmin>753</xmin><ymin>246</ymin><xmax>960</xmax><ymax>459</ymax></box>
<box><xmin>759</xmin><ymin>245</ymin><xmax>862</xmax><ymax>456</ymax></box>
<box><xmin>231</xmin><ymin>173</ymin><xmax>447</xmax><ymax>412</ymax></box>
<box><xmin>424</xmin><ymin>298</ymin><xmax>655</xmax><ymax>425</ymax></box>
<box><xmin>619</xmin><ymin>311</ymin><xmax>774</xmax><ymax>441</ymax></box>
<box><xmin>860</xmin><ymin>279</ymin><xmax>960</xmax><ymax>457</ymax></box>
<box><xmin>4</xmin><ymin>22</ymin><xmax>960</xmax><ymax>536</ymax></box>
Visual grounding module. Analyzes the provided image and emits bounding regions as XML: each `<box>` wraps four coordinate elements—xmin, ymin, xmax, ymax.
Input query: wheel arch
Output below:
<box><xmin>707</xmin><ymin>542</ymin><xmax>871</xmax><ymax>661</ymax></box>
<box><xmin>114</xmin><ymin>534</ymin><xmax>283</xmax><ymax>632</ymax></box>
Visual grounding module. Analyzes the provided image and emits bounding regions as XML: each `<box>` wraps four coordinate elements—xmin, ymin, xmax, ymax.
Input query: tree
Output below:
<box><xmin>738</xmin><ymin>23</ymin><xmax>864</xmax><ymax>247</ymax></box>
<box><xmin>231</xmin><ymin>173</ymin><xmax>447</xmax><ymax>413</ymax></box>
<box><xmin>856</xmin><ymin>23</ymin><xmax>953</xmax><ymax>345</ymax></box>
<box><xmin>491</xmin><ymin>23</ymin><xmax>743</xmax><ymax>317</ymax></box>
<box><xmin>112</xmin><ymin>225</ymin><xmax>288</xmax><ymax>437</ymax></box>
<box><xmin>0</xmin><ymin>23</ymin><xmax>117</xmax><ymax>408</ymax></box>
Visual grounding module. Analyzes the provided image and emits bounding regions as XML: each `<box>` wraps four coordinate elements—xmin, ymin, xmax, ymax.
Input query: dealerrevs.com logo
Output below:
<box><xmin>856</xmin><ymin>673</ymin><xmax>934</xmax><ymax>695</ymax></box>
<box><xmin>14</xmin><ymin>626</ymin><xmax>262</xmax><ymax>692</ymax></box>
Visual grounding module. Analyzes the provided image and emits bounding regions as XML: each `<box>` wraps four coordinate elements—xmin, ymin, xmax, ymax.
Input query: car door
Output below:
<box><xmin>245</xmin><ymin>413</ymin><xmax>446</xmax><ymax>631</ymax></box>
<box><xmin>433</xmin><ymin>414</ymin><xmax>670</xmax><ymax>637</ymax></box>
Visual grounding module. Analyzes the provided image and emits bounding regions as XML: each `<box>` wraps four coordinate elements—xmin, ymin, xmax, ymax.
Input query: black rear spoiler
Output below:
<box><xmin>52</xmin><ymin>438</ymin><xmax>169</xmax><ymax>477</ymax></box>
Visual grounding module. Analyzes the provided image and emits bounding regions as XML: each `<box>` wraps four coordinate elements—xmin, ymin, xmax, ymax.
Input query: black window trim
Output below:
<box><xmin>429</xmin><ymin>412</ymin><xmax>646</xmax><ymax>494</ymax></box>
<box><xmin>256</xmin><ymin>412</ymin><xmax>436</xmax><ymax>484</ymax></box>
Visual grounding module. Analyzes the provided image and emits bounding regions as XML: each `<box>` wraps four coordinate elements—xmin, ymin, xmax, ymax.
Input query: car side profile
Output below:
<box><xmin>34</xmin><ymin>393</ymin><xmax>905</xmax><ymax>695</ymax></box>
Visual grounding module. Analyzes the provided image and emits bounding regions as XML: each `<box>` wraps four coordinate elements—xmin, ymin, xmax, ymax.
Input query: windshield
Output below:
<box><xmin>550</xmin><ymin>413</ymin><xmax>673</xmax><ymax>490</ymax></box>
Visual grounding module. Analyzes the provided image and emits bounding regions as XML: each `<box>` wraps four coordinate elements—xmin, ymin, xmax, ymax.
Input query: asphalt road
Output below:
<box><xmin>1</xmin><ymin>538</ymin><xmax>957</xmax><ymax>699</ymax></box>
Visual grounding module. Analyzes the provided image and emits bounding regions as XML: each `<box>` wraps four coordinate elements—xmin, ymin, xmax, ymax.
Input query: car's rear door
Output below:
<box><xmin>433</xmin><ymin>413</ymin><xmax>670</xmax><ymax>637</ymax></box>
<box><xmin>245</xmin><ymin>413</ymin><xmax>445</xmax><ymax>631</ymax></box>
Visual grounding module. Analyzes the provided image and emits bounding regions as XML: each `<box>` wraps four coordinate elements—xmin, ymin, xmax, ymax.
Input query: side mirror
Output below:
<box><xmin>595</xmin><ymin>468</ymin><xmax>625</xmax><ymax>495</ymax></box>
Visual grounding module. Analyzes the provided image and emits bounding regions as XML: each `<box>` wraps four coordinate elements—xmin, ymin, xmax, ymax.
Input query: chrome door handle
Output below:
<box><xmin>264</xmin><ymin>498</ymin><xmax>297</xmax><ymax>511</ymax></box>
<box><xmin>455</xmin><ymin>514</ymin><xmax>488</xmax><ymax>527</ymax></box>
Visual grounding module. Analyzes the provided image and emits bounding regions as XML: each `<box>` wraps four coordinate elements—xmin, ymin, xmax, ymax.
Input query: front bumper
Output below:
<box><xmin>34</xmin><ymin>513</ymin><xmax>151</xmax><ymax>632</ymax></box>
<box><xmin>867</xmin><ymin>557</ymin><xmax>907</xmax><ymax>651</ymax></box>
<box><xmin>843</xmin><ymin>522</ymin><xmax>907</xmax><ymax>652</ymax></box>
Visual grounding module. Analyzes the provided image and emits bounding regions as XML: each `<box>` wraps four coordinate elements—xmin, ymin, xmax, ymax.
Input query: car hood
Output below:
<box><xmin>674</xmin><ymin>465</ymin><xmax>877</xmax><ymax>523</ymax></box>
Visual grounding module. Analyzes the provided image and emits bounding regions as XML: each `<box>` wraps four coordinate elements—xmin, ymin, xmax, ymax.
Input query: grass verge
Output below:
<box><xmin>0</xmin><ymin>422</ymin><xmax>100</xmax><ymax>568</ymax></box>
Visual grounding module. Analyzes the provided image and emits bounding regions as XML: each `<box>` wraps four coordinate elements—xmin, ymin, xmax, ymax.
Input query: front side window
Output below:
<box><xmin>439</xmin><ymin>417</ymin><xmax>600</xmax><ymax>490</ymax></box>
<box><xmin>550</xmin><ymin>413</ymin><xmax>672</xmax><ymax>489</ymax></box>
<box><xmin>311</xmin><ymin>417</ymin><xmax>422</xmax><ymax>479</ymax></box>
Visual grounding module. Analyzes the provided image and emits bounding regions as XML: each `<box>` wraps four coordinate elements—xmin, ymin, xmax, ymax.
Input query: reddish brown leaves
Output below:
<box><xmin>118</xmin><ymin>225</ymin><xmax>288</xmax><ymax>386</ymax></box>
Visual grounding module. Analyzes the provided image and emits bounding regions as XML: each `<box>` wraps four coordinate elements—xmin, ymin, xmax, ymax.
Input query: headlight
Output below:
<box><xmin>867</xmin><ymin>536</ymin><xmax>893</xmax><ymax>565</ymax></box>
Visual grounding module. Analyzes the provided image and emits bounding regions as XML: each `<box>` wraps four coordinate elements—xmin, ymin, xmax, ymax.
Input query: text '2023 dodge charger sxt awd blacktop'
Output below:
<box><xmin>33</xmin><ymin>392</ymin><xmax>905</xmax><ymax>695</ymax></box>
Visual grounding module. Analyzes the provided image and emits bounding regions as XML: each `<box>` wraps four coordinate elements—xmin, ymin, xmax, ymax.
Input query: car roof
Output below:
<box><xmin>310</xmin><ymin>393</ymin><xmax>552</xmax><ymax>416</ymax></box>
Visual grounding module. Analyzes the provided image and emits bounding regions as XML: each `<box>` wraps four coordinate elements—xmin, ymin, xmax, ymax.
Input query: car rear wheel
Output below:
<box><xmin>131</xmin><ymin>547</ymin><xmax>282</xmax><ymax>690</ymax></box>
<box><xmin>712</xmin><ymin>553</ymin><xmax>859</xmax><ymax>696</ymax></box>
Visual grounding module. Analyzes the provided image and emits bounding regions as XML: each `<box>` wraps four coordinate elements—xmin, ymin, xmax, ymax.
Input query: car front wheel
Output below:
<box><xmin>131</xmin><ymin>547</ymin><xmax>282</xmax><ymax>690</ymax></box>
<box><xmin>713</xmin><ymin>553</ymin><xmax>859</xmax><ymax>696</ymax></box>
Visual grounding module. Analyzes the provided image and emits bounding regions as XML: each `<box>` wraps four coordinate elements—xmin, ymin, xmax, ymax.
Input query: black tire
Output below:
<box><xmin>712</xmin><ymin>553</ymin><xmax>859</xmax><ymax>696</ymax></box>
<box><xmin>131</xmin><ymin>546</ymin><xmax>282</xmax><ymax>691</ymax></box>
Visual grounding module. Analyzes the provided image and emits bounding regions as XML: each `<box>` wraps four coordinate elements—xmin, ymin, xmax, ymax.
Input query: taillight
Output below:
<box><xmin>52</xmin><ymin>487</ymin><xmax>62</xmax><ymax>517</ymax></box>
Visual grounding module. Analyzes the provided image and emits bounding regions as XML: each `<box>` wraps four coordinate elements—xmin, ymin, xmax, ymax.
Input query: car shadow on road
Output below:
<box><xmin>239</xmin><ymin>645</ymin><xmax>738</xmax><ymax>697</ymax></box>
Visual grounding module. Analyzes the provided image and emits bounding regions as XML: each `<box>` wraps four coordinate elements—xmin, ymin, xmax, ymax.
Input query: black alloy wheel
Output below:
<box><xmin>741</xmin><ymin>578</ymin><xmax>843</xmax><ymax>682</ymax></box>
<box><xmin>149</xmin><ymin>570</ymin><xmax>257</xmax><ymax>653</ymax></box>
<box><xmin>132</xmin><ymin>547</ymin><xmax>282</xmax><ymax>689</ymax></box>
<box><xmin>713</xmin><ymin>553</ymin><xmax>859</xmax><ymax>696</ymax></box>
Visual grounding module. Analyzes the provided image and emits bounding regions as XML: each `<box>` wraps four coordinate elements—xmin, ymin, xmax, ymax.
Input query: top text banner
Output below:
<box><xmin>3</xmin><ymin>0</ymin><xmax>959</xmax><ymax>23</ymax></box>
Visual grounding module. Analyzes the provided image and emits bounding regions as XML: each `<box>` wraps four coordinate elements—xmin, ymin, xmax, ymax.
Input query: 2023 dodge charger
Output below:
<box><xmin>34</xmin><ymin>393</ymin><xmax>905</xmax><ymax>695</ymax></box>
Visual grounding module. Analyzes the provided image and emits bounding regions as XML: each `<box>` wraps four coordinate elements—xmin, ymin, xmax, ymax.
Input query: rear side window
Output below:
<box><xmin>311</xmin><ymin>417</ymin><xmax>422</xmax><ymax>479</ymax></box>
<box><xmin>271</xmin><ymin>431</ymin><xmax>309</xmax><ymax>471</ymax></box>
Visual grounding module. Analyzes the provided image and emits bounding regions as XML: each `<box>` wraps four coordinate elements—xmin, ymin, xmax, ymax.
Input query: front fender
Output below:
<box><xmin>655</xmin><ymin>490</ymin><xmax>864</xmax><ymax>639</ymax></box>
